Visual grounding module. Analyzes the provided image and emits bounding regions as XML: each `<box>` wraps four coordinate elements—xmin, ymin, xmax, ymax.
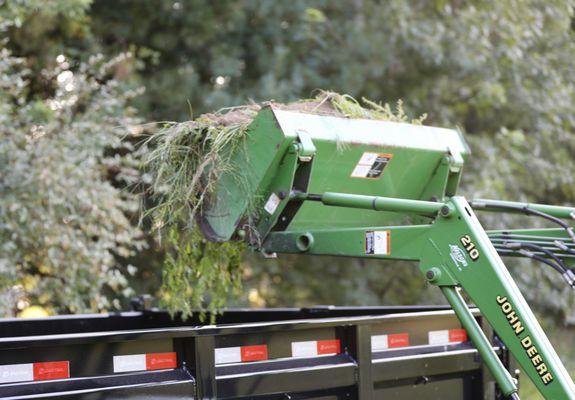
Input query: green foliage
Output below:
<box><xmin>0</xmin><ymin>0</ymin><xmax>91</xmax><ymax>30</ymax></box>
<box><xmin>142</xmin><ymin>109</ymin><xmax>257</xmax><ymax>232</ymax></box>
<box><xmin>141</xmin><ymin>106</ymin><xmax>255</xmax><ymax>317</ymax></box>
<box><xmin>319</xmin><ymin>92</ymin><xmax>427</xmax><ymax>124</ymax></box>
<box><xmin>161</xmin><ymin>227</ymin><xmax>245</xmax><ymax>319</ymax></box>
<box><xmin>0</xmin><ymin>2</ymin><xmax>144</xmax><ymax>315</ymax></box>
<box><xmin>5</xmin><ymin>0</ymin><xmax>575</xmax><ymax>331</ymax></box>
<box><xmin>4</xmin><ymin>3</ymin><xmax>575</xmax><ymax>396</ymax></box>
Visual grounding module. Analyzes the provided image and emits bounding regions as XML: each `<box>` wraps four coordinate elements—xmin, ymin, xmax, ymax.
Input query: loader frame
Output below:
<box><xmin>254</xmin><ymin>147</ymin><xmax>575</xmax><ymax>399</ymax></box>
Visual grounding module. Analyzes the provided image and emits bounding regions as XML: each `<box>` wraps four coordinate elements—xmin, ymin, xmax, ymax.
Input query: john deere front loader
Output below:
<box><xmin>198</xmin><ymin>106</ymin><xmax>575</xmax><ymax>399</ymax></box>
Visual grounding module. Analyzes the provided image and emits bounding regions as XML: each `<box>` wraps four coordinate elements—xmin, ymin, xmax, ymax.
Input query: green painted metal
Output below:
<box><xmin>263</xmin><ymin>225</ymin><xmax>431</xmax><ymax>261</ymax></box>
<box><xmin>198</xmin><ymin>107</ymin><xmax>468</xmax><ymax>241</ymax></box>
<box><xmin>254</xmin><ymin>144</ymin><xmax>302</xmax><ymax>242</ymax></box>
<box><xmin>420</xmin><ymin>197</ymin><xmax>575</xmax><ymax>398</ymax></box>
<box><xmin>264</xmin><ymin>196</ymin><xmax>575</xmax><ymax>397</ymax></box>
<box><xmin>441</xmin><ymin>286</ymin><xmax>517</xmax><ymax>397</ymax></box>
<box><xmin>198</xmin><ymin>108</ymin><xmax>297</xmax><ymax>242</ymax></box>
<box><xmin>317</xmin><ymin>192</ymin><xmax>445</xmax><ymax>217</ymax></box>
<box><xmin>197</xmin><ymin>108</ymin><xmax>575</xmax><ymax>398</ymax></box>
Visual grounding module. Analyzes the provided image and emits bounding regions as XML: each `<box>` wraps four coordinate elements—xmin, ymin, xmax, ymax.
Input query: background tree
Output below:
<box><xmin>87</xmin><ymin>0</ymin><xmax>575</xmax><ymax>320</ymax></box>
<box><xmin>0</xmin><ymin>1</ymin><xmax>145</xmax><ymax>314</ymax></box>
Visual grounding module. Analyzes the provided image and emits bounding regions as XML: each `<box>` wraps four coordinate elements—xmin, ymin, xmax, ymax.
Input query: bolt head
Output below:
<box><xmin>426</xmin><ymin>267</ymin><xmax>441</xmax><ymax>283</ymax></box>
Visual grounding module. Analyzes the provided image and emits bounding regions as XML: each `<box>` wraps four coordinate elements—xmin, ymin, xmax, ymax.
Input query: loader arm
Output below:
<box><xmin>263</xmin><ymin>193</ymin><xmax>575</xmax><ymax>399</ymax></box>
<box><xmin>195</xmin><ymin>107</ymin><xmax>575</xmax><ymax>399</ymax></box>
<box><xmin>421</xmin><ymin>197</ymin><xmax>575</xmax><ymax>399</ymax></box>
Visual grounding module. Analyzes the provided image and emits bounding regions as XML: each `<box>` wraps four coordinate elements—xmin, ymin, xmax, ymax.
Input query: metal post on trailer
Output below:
<box><xmin>352</xmin><ymin>324</ymin><xmax>374</xmax><ymax>400</ymax></box>
<box><xmin>194</xmin><ymin>336</ymin><xmax>217</xmax><ymax>399</ymax></box>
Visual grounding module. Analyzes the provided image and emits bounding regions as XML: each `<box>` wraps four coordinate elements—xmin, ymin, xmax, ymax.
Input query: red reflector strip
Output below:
<box><xmin>449</xmin><ymin>329</ymin><xmax>468</xmax><ymax>343</ymax></box>
<box><xmin>33</xmin><ymin>361</ymin><xmax>69</xmax><ymax>381</ymax></box>
<box><xmin>215</xmin><ymin>345</ymin><xmax>268</xmax><ymax>365</ymax></box>
<box><xmin>0</xmin><ymin>361</ymin><xmax>69</xmax><ymax>384</ymax></box>
<box><xmin>113</xmin><ymin>352</ymin><xmax>177</xmax><ymax>373</ymax></box>
<box><xmin>317</xmin><ymin>339</ymin><xmax>341</xmax><ymax>355</ymax></box>
<box><xmin>388</xmin><ymin>333</ymin><xmax>410</xmax><ymax>348</ymax></box>
<box><xmin>428</xmin><ymin>329</ymin><xmax>468</xmax><ymax>345</ymax></box>
<box><xmin>371</xmin><ymin>333</ymin><xmax>410</xmax><ymax>351</ymax></box>
<box><xmin>241</xmin><ymin>345</ymin><xmax>268</xmax><ymax>362</ymax></box>
<box><xmin>146</xmin><ymin>352</ymin><xmax>177</xmax><ymax>371</ymax></box>
<box><xmin>292</xmin><ymin>339</ymin><xmax>341</xmax><ymax>357</ymax></box>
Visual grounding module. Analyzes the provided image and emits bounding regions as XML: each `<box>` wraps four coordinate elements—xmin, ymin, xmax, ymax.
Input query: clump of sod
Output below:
<box><xmin>143</xmin><ymin>91</ymin><xmax>426</xmax><ymax>319</ymax></box>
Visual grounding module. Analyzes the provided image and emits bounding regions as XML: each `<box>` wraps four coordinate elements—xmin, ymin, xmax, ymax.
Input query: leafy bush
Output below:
<box><xmin>0</xmin><ymin>26</ymin><xmax>145</xmax><ymax>314</ymax></box>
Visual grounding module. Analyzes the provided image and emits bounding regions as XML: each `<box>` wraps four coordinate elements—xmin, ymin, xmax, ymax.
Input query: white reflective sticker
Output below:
<box><xmin>351</xmin><ymin>152</ymin><xmax>393</xmax><ymax>179</ymax></box>
<box><xmin>0</xmin><ymin>363</ymin><xmax>33</xmax><ymax>384</ymax></box>
<box><xmin>264</xmin><ymin>193</ymin><xmax>281</xmax><ymax>215</ymax></box>
<box><xmin>366</xmin><ymin>230</ymin><xmax>390</xmax><ymax>255</ymax></box>
<box><xmin>358</xmin><ymin>152</ymin><xmax>379</xmax><ymax>165</ymax></box>
<box><xmin>113</xmin><ymin>354</ymin><xmax>146</xmax><ymax>373</ymax></box>
<box><xmin>373</xmin><ymin>231</ymin><xmax>389</xmax><ymax>255</ymax></box>
<box><xmin>215</xmin><ymin>347</ymin><xmax>242</xmax><ymax>365</ymax></box>
<box><xmin>291</xmin><ymin>341</ymin><xmax>317</xmax><ymax>358</ymax></box>
<box><xmin>428</xmin><ymin>330</ymin><xmax>450</xmax><ymax>345</ymax></box>
<box><xmin>371</xmin><ymin>335</ymin><xmax>389</xmax><ymax>352</ymax></box>
<box><xmin>351</xmin><ymin>165</ymin><xmax>372</xmax><ymax>178</ymax></box>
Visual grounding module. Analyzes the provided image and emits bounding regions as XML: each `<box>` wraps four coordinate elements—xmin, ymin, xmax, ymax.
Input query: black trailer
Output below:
<box><xmin>0</xmin><ymin>305</ymin><xmax>518</xmax><ymax>399</ymax></box>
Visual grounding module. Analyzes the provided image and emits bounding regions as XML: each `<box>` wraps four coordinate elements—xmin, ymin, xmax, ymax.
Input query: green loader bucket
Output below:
<box><xmin>198</xmin><ymin>106</ymin><xmax>469</xmax><ymax>242</ymax></box>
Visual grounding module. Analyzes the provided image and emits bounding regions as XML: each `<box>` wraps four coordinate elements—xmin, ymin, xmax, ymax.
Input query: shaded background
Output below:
<box><xmin>2</xmin><ymin>1</ymin><xmax>575</xmax><ymax>397</ymax></box>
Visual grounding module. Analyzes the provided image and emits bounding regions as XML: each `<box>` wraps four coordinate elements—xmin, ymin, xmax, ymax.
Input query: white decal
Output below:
<box><xmin>264</xmin><ymin>193</ymin><xmax>281</xmax><ymax>215</ymax></box>
<box><xmin>449</xmin><ymin>244</ymin><xmax>468</xmax><ymax>269</ymax></box>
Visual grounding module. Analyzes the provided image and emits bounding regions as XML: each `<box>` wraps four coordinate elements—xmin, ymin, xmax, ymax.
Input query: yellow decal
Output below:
<box><xmin>497</xmin><ymin>296</ymin><xmax>553</xmax><ymax>385</ymax></box>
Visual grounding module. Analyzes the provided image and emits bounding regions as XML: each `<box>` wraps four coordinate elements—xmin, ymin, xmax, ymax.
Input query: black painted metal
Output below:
<box><xmin>354</xmin><ymin>324</ymin><xmax>374</xmax><ymax>400</ymax></box>
<box><xmin>0</xmin><ymin>369</ymin><xmax>194</xmax><ymax>399</ymax></box>
<box><xmin>194</xmin><ymin>335</ymin><xmax>216</xmax><ymax>399</ymax></box>
<box><xmin>0</xmin><ymin>306</ymin><xmax>453</xmax><ymax>337</ymax></box>
<box><xmin>217</xmin><ymin>356</ymin><xmax>357</xmax><ymax>398</ymax></box>
<box><xmin>0</xmin><ymin>306</ymin><xmax>514</xmax><ymax>400</ymax></box>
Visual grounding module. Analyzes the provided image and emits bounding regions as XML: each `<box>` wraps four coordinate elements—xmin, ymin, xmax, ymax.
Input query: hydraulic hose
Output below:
<box><xmin>471</xmin><ymin>201</ymin><xmax>575</xmax><ymax>244</ymax></box>
<box><xmin>503</xmin><ymin>242</ymin><xmax>567</xmax><ymax>273</ymax></box>
<box><xmin>503</xmin><ymin>242</ymin><xmax>575</xmax><ymax>289</ymax></box>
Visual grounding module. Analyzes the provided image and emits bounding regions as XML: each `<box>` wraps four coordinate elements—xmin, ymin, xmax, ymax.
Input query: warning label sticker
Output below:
<box><xmin>365</xmin><ymin>230</ymin><xmax>390</xmax><ymax>255</ymax></box>
<box><xmin>351</xmin><ymin>152</ymin><xmax>392</xmax><ymax>179</ymax></box>
<box><xmin>264</xmin><ymin>193</ymin><xmax>281</xmax><ymax>215</ymax></box>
